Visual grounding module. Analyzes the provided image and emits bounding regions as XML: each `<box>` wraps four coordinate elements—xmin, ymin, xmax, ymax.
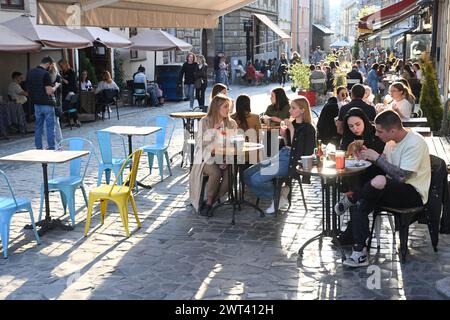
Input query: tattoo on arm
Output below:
<box><xmin>375</xmin><ymin>156</ymin><xmax>413</xmax><ymax>182</ymax></box>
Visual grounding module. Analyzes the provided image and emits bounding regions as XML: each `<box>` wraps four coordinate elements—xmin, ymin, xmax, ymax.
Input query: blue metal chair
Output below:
<box><xmin>96</xmin><ymin>130</ymin><xmax>130</xmax><ymax>187</ymax></box>
<box><xmin>142</xmin><ymin>115</ymin><xmax>175</xmax><ymax>181</ymax></box>
<box><xmin>0</xmin><ymin>169</ymin><xmax>40</xmax><ymax>258</ymax></box>
<box><xmin>38</xmin><ymin>138</ymin><xmax>94</xmax><ymax>227</ymax></box>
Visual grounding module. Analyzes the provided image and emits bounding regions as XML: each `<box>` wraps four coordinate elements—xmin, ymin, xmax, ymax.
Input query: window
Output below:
<box><xmin>1</xmin><ymin>0</ymin><xmax>24</xmax><ymax>9</ymax></box>
<box><xmin>129</xmin><ymin>27</ymin><xmax>138</xmax><ymax>59</ymax></box>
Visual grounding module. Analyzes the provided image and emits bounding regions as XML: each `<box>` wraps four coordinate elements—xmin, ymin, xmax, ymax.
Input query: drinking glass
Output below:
<box><xmin>280</xmin><ymin>120</ymin><xmax>288</xmax><ymax>130</ymax></box>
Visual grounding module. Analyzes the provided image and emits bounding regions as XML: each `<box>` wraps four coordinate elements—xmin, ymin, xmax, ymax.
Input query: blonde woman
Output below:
<box><xmin>95</xmin><ymin>71</ymin><xmax>119</xmax><ymax>116</ymax></box>
<box><xmin>387</xmin><ymin>82</ymin><xmax>413</xmax><ymax>120</ymax></box>
<box><xmin>194</xmin><ymin>54</ymin><xmax>208</xmax><ymax>109</ymax></box>
<box><xmin>244</xmin><ymin>96</ymin><xmax>316</xmax><ymax>214</ymax></box>
<box><xmin>43</xmin><ymin>62</ymin><xmax>63</xmax><ymax>147</ymax></box>
<box><xmin>189</xmin><ymin>94</ymin><xmax>237</xmax><ymax>217</ymax></box>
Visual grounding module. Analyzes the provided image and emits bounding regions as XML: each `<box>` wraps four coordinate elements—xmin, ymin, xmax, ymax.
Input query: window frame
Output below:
<box><xmin>1</xmin><ymin>0</ymin><xmax>25</xmax><ymax>10</ymax></box>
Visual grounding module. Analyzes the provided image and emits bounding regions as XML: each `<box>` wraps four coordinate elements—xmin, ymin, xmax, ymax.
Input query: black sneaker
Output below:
<box><xmin>199</xmin><ymin>204</ymin><xmax>212</xmax><ymax>216</ymax></box>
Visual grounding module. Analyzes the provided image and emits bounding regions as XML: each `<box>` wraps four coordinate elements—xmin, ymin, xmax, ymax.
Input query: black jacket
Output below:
<box><xmin>178</xmin><ymin>62</ymin><xmax>198</xmax><ymax>85</ymax></box>
<box><xmin>286</xmin><ymin>121</ymin><xmax>316</xmax><ymax>176</ymax></box>
<box><xmin>317</xmin><ymin>97</ymin><xmax>340</xmax><ymax>145</ymax></box>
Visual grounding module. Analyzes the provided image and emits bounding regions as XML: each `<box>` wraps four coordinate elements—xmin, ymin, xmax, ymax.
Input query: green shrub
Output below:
<box><xmin>289</xmin><ymin>63</ymin><xmax>311</xmax><ymax>91</ymax></box>
<box><xmin>79</xmin><ymin>51</ymin><xmax>98</xmax><ymax>85</ymax></box>
<box><xmin>113</xmin><ymin>49</ymin><xmax>126</xmax><ymax>90</ymax></box>
<box><xmin>419</xmin><ymin>53</ymin><xmax>443</xmax><ymax>131</ymax></box>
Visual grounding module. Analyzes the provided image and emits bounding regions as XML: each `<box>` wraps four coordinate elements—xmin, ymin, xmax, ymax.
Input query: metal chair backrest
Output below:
<box><xmin>110</xmin><ymin>149</ymin><xmax>143</xmax><ymax>193</ymax></box>
<box><xmin>145</xmin><ymin>115</ymin><xmax>175</xmax><ymax>147</ymax></box>
<box><xmin>54</xmin><ymin>138</ymin><xmax>94</xmax><ymax>181</ymax></box>
<box><xmin>0</xmin><ymin>169</ymin><xmax>18</xmax><ymax>207</ymax></box>
<box><xmin>96</xmin><ymin>130</ymin><xmax>127</xmax><ymax>165</ymax></box>
<box><xmin>133</xmin><ymin>82</ymin><xmax>146</xmax><ymax>94</ymax></box>
<box><xmin>101</xmin><ymin>89</ymin><xmax>119</xmax><ymax>104</ymax></box>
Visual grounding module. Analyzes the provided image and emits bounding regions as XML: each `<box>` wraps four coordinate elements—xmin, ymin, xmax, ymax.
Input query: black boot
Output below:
<box><xmin>199</xmin><ymin>204</ymin><xmax>212</xmax><ymax>217</ymax></box>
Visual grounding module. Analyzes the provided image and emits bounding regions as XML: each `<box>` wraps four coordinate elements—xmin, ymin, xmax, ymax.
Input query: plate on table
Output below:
<box><xmin>345</xmin><ymin>159</ymin><xmax>371</xmax><ymax>170</ymax></box>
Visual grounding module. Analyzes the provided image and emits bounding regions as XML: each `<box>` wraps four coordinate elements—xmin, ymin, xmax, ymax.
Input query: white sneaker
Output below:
<box><xmin>343</xmin><ymin>248</ymin><xmax>369</xmax><ymax>268</ymax></box>
<box><xmin>334</xmin><ymin>195</ymin><xmax>354</xmax><ymax>216</ymax></box>
<box><xmin>265</xmin><ymin>201</ymin><xmax>275</xmax><ymax>214</ymax></box>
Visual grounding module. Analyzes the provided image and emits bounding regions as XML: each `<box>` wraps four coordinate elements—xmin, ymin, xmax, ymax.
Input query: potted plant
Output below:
<box><xmin>419</xmin><ymin>53</ymin><xmax>443</xmax><ymax>132</ymax></box>
<box><xmin>289</xmin><ymin>63</ymin><xmax>316</xmax><ymax>106</ymax></box>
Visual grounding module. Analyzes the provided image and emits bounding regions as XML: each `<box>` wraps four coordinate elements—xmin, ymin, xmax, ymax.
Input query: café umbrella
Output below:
<box><xmin>1</xmin><ymin>14</ymin><xmax>91</xmax><ymax>49</ymax></box>
<box><xmin>0</xmin><ymin>25</ymin><xmax>42</xmax><ymax>52</ymax></box>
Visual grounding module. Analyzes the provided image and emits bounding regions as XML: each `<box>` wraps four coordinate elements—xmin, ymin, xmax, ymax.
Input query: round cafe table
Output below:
<box><xmin>209</xmin><ymin>141</ymin><xmax>265</xmax><ymax>225</ymax></box>
<box><xmin>169</xmin><ymin>111</ymin><xmax>206</xmax><ymax>169</ymax></box>
<box><xmin>296</xmin><ymin>161</ymin><xmax>369</xmax><ymax>263</ymax></box>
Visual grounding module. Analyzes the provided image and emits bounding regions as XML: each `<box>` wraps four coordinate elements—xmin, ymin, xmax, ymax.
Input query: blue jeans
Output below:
<box><xmin>184</xmin><ymin>84</ymin><xmax>195</xmax><ymax>109</ymax></box>
<box><xmin>243</xmin><ymin>147</ymin><xmax>291</xmax><ymax>199</ymax></box>
<box><xmin>35</xmin><ymin>104</ymin><xmax>55</xmax><ymax>150</ymax></box>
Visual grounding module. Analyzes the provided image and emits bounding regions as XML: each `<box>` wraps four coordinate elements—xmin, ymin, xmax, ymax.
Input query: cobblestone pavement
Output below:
<box><xmin>0</xmin><ymin>83</ymin><xmax>449</xmax><ymax>300</ymax></box>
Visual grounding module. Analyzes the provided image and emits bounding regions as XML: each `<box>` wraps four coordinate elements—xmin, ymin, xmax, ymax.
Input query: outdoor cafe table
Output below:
<box><xmin>210</xmin><ymin>142</ymin><xmax>265</xmax><ymax>225</ymax></box>
<box><xmin>402</xmin><ymin>117</ymin><xmax>428</xmax><ymax>127</ymax></box>
<box><xmin>260</xmin><ymin>124</ymin><xmax>281</xmax><ymax>158</ymax></box>
<box><xmin>169</xmin><ymin>112</ymin><xmax>206</xmax><ymax>169</ymax></box>
<box><xmin>101</xmin><ymin>126</ymin><xmax>161</xmax><ymax>189</ymax></box>
<box><xmin>0</xmin><ymin>149</ymin><xmax>89</xmax><ymax>236</ymax></box>
<box><xmin>410</xmin><ymin>126</ymin><xmax>432</xmax><ymax>137</ymax></box>
<box><xmin>296</xmin><ymin>161</ymin><xmax>369</xmax><ymax>263</ymax></box>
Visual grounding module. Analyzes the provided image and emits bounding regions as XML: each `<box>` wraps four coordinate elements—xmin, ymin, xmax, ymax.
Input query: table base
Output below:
<box><xmin>24</xmin><ymin>217</ymin><xmax>74</xmax><ymax>236</ymax></box>
<box><xmin>297</xmin><ymin>232</ymin><xmax>346</xmax><ymax>263</ymax></box>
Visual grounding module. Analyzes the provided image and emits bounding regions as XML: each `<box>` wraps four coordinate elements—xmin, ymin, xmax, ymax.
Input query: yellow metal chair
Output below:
<box><xmin>84</xmin><ymin>149</ymin><xmax>143</xmax><ymax>237</ymax></box>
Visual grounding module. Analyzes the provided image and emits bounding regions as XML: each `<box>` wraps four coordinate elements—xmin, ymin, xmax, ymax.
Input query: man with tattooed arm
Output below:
<box><xmin>341</xmin><ymin>110</ymin><xmax>431</xmax><ymax>267</ymax></box>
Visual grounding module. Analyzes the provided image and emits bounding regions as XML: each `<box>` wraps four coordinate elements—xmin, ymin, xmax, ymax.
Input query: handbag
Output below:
<box><xmin>194</xmin><ymin>78</ymin><xmax>203</xmax><ymax>89</ymax></box>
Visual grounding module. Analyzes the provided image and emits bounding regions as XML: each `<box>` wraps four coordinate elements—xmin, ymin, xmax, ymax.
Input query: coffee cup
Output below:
<box><xmin>301</xmin><ymin>155</ymin><xmax>314</xmax><ymax>170</ymax></box>
<box><xmin>233</xmin><ymin>135</ymin><xmax>245</xmax><ymax>152</ymax></box>
<box><xmin>335</xmin><ymin>150</ymin><xmax>346</xmax><ymax>170</ymax></box>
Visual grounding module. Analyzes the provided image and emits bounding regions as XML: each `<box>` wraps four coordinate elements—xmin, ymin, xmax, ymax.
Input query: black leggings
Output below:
<box><xmin>352</xmin><ymin>177</ymin><xmax>423</xmax><ymax>251</ymax></box>
<box><xmin>196</xmin><ymin>84</ymin><xmax>207</xmax><ymax>107</ymax></box>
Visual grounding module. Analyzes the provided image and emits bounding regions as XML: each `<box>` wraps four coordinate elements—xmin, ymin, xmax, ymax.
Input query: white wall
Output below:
<box><xmin>0</xmin><ymin>49</ymin><xmax>63</xmax><ymax>99</ymax></box>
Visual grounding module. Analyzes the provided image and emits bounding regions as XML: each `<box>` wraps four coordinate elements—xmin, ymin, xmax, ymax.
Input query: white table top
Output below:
<box><xmin>0</xmin><ymin>149</ymin><xmax>89</xmax><ymax>164</ymax></box>
<box><xmin>102</xmin><ymin>126</ymin><xmax>161</xmax><ymax>136</ymax></box>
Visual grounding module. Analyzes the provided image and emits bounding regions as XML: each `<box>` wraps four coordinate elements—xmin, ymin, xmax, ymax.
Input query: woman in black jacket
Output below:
<box><xmin>194</xmin><ymin>54</ymin><xmax>208</xmax><ymax>110</ymax></box>
<box><xmin>334</xmin><ymin>107</ymin><xmax>386</xmax><ymax>245</ymax></box>
<box><xmin>244</xmin><ymin>96</ymin><xmax>316</xmax><ymax>214</ymax></box>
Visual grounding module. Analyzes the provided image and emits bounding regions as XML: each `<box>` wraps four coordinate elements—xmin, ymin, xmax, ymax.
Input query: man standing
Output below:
<box><xmin>337</xmin><ymin>110</ymin><xmax>431</xmax><ymax>267</ymax></box>
<box><xmin>27</xmin><ymin>56</ymin><xmax>60</xmax><ymax>150</ymax></box>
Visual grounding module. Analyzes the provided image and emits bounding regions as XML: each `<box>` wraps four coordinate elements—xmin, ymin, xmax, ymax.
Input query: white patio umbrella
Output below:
<box><xmin>0</xmin><ymin>25</ymin><xmax>42</xmax><ymax>52</ymax></box>
<box><xmin>67</xmin><ymin>27</ymin><xmax>131</xmax><ymax>48</ymax></box>
<box><xmin>330</xmin><ymin>40</ymin><xmax>351</xmax><ymax>48</ymax></box>
<box><xmin>129</xmin><ymin>29</ymin><xmax>193</xmax><ymax>51</ymax></box>
<box><xmin>1</xmin><ymin>14</ymin><xmax>91</xmax><ymax>49</ymax></box>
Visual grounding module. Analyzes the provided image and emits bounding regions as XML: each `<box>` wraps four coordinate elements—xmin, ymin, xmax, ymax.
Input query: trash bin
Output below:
<box><xmin>155</xmin><ymin>64</ymin><xmax>184</xmax><ymax>101</ymax></box>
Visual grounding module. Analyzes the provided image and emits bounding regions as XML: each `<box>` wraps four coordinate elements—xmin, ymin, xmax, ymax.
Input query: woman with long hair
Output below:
<box><xmin>195</xmin><ymin>54</ymin><xmax>208</xmax><ymax>109</ymax></box>
<box><xmin>333</xmin><ymin>107</ymin><xmax>385</xmax><ymax>245</ymax></box>
<box><xmin>80</xmin><ymin>70</ymin><xmax>92</xmax><ymax>91</ymax></box>
<box><xmin>231</xmin><ymin>94</ymin><xmax>261</xmax><ymax>143</ymax></box>
<box><xmin>189</xmin><ymin>94</ymin><xmax>237</xmax><ymax>217</ymax></box>
<box><xmin>387</xmin><ymin>82</ymin><xmax>413</xmax><ymax>120</ymax></box>
<box><xmin>277</xmin><ymin>52</ymin><xmax>289</xmax><ymax>87</ymax></box>
<box><xmin>244</xmin><ymin>97</ymin><xmax>316</xmax><ymax>214</ymax></box>
<box><xmin>264</xmin><ymin>87</ymin><xmax>290</xmax><ymax>125</ymax></box>
<box><xmin>210</xmin><ymin>83</ymin><xmax>227</xmax><ymax>100</ymax></box>
<box><xmin>44</xmin><ymin>62</ymin><xmax>63</xmax><ymax>146</ymax></box>
<box><xmin>95</xmin><ymin>71</ymin><xmax>120</xmax><ymax>116</ymax></box>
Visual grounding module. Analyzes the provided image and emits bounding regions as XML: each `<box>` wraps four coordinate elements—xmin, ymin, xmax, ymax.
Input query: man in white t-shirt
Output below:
<box><xmin>339</xmin><ymin>110</ymin><xmax>430</xmax><ymax>267</ymax></box>
<box><xmin>8</xmin><ymin>71</ymin><xmax>28</xmax><ymax>105</ymax></box>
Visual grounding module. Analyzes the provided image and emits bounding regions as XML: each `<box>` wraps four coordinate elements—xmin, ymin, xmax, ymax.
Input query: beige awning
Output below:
<box><xmin>1</xmin><ymin>14</ymin><xmax>92</xmax><ymax>49</ymax></box>
<box><xmin>36</xmin><ymin>0</ymin><xmax>257</xmax><ymax>28</ymax></box>
<box><xmin>253</xmin><ymin>13</ymin><xmax>290</xmax><ymax>41</ymax></box>
<box><xmin>0</xmin><ymin>25</ymin><xmax>42</xmax><ymax>52</ymax></box>
<box><xmin>130</xmin><ymin>29</ymin><xmax>193</xmax><ymax>51</ymax></box>
<box><xmin>67</xmin><ymin>27</ymin><xmax>131</xmax><ymax>48</ymax></box>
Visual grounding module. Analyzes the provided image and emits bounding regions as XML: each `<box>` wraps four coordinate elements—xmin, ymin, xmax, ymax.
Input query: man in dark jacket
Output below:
<box><xmin>336</xmin><ymin>84</ymin><xmax>376</xmax><ymax>135</ymax></box>
<box><xmin>27</xmin><ymin>56</ymin><xmax>60</xmax><ymax>150</ymax></box>
<box><xmin>346</xmin><ymin>65</ymin><xmax>363</xmax><ymax>91</ymax></box>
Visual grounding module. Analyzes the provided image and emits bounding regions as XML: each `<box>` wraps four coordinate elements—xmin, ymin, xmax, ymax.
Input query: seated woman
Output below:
<box><xmin>244</xmin><ymin>97</ymin><xmax>316</xmax><ymax>214</ymax></box>
<box><xmin>317</xmin><ymin>86</ymin><xmax>348</xmax><ymax>145</ymax></box>
<box><xmin>263</xmin><ymin>87</ymin><xmax>290</xmax><ymax>126</ymax></box>
<box><xmin>334</xmin><ymin>107</ymin><xmax>386</xmax><ymax>245</ymax></box>
<box><xmin>387</xmin><ymin>82</ymin><xmax>413</xmax><ymax>120</ymax></box>
<box><xmin>189</xmin><ymin>94</ymin><xmax>237</xmax><ymax>217</ymax></box>
<box><xmin>231</xmin><ymin>94</ymin><xmax>262</xmax><ymax>164</ymax></box>
<box><xmin>95</xmin><ymin>71</ymin><xmax>120</xmax><ymax>116</ymax></box>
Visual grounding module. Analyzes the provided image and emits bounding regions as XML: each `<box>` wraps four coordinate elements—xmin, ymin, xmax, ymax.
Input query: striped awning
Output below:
<box><xmin>358</xmin><ymin>0</ymin><xmax>420</xmax><ymax>34</ymax></box>
<box><xmin>35</xmin><ymin>0</ymin><xmax>256</xmax><ymax>28</ymax></box>
<box><xmin>254</xmin><ymin>13</ymin><xmax>291</xmax><ymax>41</ymax></box>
